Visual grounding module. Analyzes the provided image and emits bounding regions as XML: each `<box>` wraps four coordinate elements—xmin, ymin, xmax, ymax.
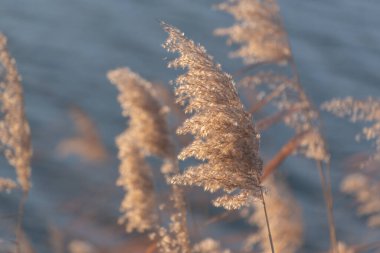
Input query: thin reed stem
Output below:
<box><xmin>278</xmin><ymin>8</ymin><xmax>338</xmax><ymax>250</ymax></box>
<box><xmin>260</xmin><ymin>188</ymin><xmax>275</xmax><ymax>253</ymax></box>
<box><xmin>261</xmin><ymin>130</ymin><xmax>310</xmax><ymax>181</ymax></box>
<box><xmin>317</xmin><ymin>161</ymin><xmax>337</xmax><ymax>253</ymax></box>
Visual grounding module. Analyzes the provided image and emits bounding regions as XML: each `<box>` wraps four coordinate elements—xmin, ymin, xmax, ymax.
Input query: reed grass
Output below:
<box><xmin>0</xmin><ymin>34</ymin><xmax>32</xmax><ymax>193</ymax></box>
<box><xmin>1</xmin><ymin>1</ymin><xmax>380</xmax><ymax>253</ymax></box>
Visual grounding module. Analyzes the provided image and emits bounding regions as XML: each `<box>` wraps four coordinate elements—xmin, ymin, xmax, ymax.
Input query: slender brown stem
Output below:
<box><xmin>261</xmin><ymin>130</ymin><xmax>310</xmax><ymax>181</ymax></box>
<box><xmin>260</xmin><ymin>188</ymin><xmax>275</xmax><ymax>253</ymax></box>
<box><xmin>317</xmin><ymin>161</ymin><xmax>337</xmax><ymax>253</ymax></box>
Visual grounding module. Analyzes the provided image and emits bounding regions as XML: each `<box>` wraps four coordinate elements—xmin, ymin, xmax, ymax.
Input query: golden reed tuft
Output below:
<box><xmin>0</xmin><ymin>34</ymin><xmax>32</xmax><ymax>193</ymax></box>
<box><xmin>162</xmin><ymin>22</ymin><xmax>263</xmax><ymax>210</ymax></box>
<box><xmin>108</xmin><ymin>68</ymin><xmax>162</xmax><ymax>232</ymax></box>
<box><xmin>108</xmin><ymin>67</ymin><xmax>190</xmax><ymax>252</ymax></box>
<box><xmin>108</xmin><ymin>68</ymin><xmax>173</xmax><ymax>158</ymax></box>
<box><xmin>214</xmin><ymin>0</ymin><xmax>290</xmax><ymax>65</ymax></box>
<box><xmin>216</xmin><ymin>0</ymin><xmax>329</xmax><ymax>164</ymax></box>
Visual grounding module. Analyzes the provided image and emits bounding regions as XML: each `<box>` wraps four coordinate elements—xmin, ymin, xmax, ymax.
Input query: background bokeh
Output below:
<box><xmin>1</xmin><ymin>0</ymin><xmax>380</xmax><ymax>252</ymax></box>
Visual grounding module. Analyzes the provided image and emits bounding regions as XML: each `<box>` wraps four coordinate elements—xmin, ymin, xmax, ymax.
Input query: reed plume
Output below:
<box><xmin>216</xmin><ymin>0</ymin><xmax>336</xmax><ymax>251</ymax></box>
<box><xmin>117</xmin><ymin>134</ymin><xmax>157</xmax><ymax>232</ymax></box>
<box><xmin>108</xmin><ymin>68</ymin><xmax>190</xmax><ymax>252</ymax></box>
<box><xmin>214</xmin><ymin>0</ymin><xmax>290</xmax><ymax>65</ymax></box>
<box><xmin>241</xmin><ymin>177</ymin><xmax>303</xmax><ymax>253</ymax></box>
<box><xmin>108</xmin><ymin>68</ymin><xmax>161</xmax><ymax>232</ymax></box>
<box><xmin>0</xmin><ymin>34</ymin><xmax>32</xmax><ymax>193</ymax></box>
<box><xmin>162</xmin><ymin>22</ymin><xmax>263</xmax><ymax>210</ymax></box>
<box><xmin>323</xmin><ymin>97</ymin><xmax>380</xmax><ymax>228</ymax></box>
<box><xmin>108</xmin><ymin>68</ymin><xmax>173</xmax><ymax>158</ymax></box>
<box><xmin>216</xmin><ymin>0</ymin><xmax>329</xmax><ymax>164</ymax></box>
<box><xmin>322</xmin><ymin>97</ymin><xmax>380</xmax><ymax>167</ymax></box>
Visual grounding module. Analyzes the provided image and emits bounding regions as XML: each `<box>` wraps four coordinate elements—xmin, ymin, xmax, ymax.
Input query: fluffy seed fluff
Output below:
<box><xmin>108</xmin><ymin>68</ymin><xmax>190</xmax><ymax>252</ymax></box>
<box><xmin>216</xmin><ymin>0</ymin><xmax>329</xmax><ymax>163</ymax></box>
<box><xmin>241</xmin><ymin>177</ymin><xmax>303</xmax><ymax>253</ymax></box>
<box><xmin>108</xmin><ymin>68</ymin><xmax>169</xmax><ymax>232</ymax></box>
<box><xmin>323</xmin><ymin>97</ymin><xmax>380</xmax><ymax>227</ymax></box>
<box><xmin>108</xmin><ymin>67</ymin><xmax>173</xmax><ymax>158</ymax></box>
<box><xmin>162</xmin><ymin>22</ymin><xmax>263</xmax><ymax>210</ymax></box>
<box><xmin>322</xmin><ymin>97</ymin><xmax>380</xmax><ymax>167</ymax></box>
<box><xmin>214</xmin><ymin>0</ymin><xmax>290</xmax><ymax>65</ymax></box>
<box><xmin>0</xmin><ymin>34</ymin><xmax>32</xmax><ymax>192</ymax></box>
<box><xmin>115</xmin><ymin>132</ymin><xmax>157</xmax><ymax>233</ymax></box>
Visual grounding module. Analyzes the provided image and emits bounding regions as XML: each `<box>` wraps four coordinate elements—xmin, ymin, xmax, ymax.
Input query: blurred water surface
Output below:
<box><xmin>1</xmin><ymin>0</ymin><xmax>380</xmax><ymax>252</ymax></box>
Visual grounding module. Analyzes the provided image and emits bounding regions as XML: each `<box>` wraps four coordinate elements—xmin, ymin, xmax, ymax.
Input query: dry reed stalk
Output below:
<box><xmin>261</xmin><ymin>130</ymin><xmax>311</xmax><ymax>180</ymax></box>
<box><xmin>162</xmin><ymin>22</ymin><xmax>263</xmax><ymax>210</ymax></box>
<box><xmin>241</xmin><ymin>177</ymin><xmax>303</xmax><ymax>253</ymax></box>
<box><xmin>162</xmin><ymin>21</ymin><xmax>275</xmax><ymax>253</ymax></box>
<box><xmin>56</xmin><ymin>106</ymin><xmax>108</xmax><ymax>163</ymax></box>
<box><xmin>0</xmin><ymin>34</ymin><xmax>32</xmax><ymax>193</ymax></box>
<box><xmin>108</xmin><ymin>68</ymin><xmax>190</xmax><ymax>253</ymax></box>
<box><xmin>214</xmin><ymin>0</ymin><xmax>290</xmax><ymax>65</ymax></box>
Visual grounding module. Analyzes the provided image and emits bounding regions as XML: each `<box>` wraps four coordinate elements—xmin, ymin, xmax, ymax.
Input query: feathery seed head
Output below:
<box><xmin>115</xmin><ymin>131</ymin><xmax>157</xmax><ymax>232</ymax></box>
<box><xmin>0</xmin><ymin>33</ymin><xmax>32</xmax><ymax>192</ymax></box>
<box><xmin>215</xmin><ymin>0</ymin><xmax>290</xmax><ymax>64</ymax></box>
<box><xmin>162</xmin><ymin>22</ymin><xmax>263</xmax><ymax>210</ymax></box>
<box><xmin>323</xmin><ymin>97</ymin><xmax>380</xmax><ymax>167</ymax></box>
<box><xmin>108</xmin><ymin>67</ymin><xmax>173</xmax><ymax>158</ymax></box>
